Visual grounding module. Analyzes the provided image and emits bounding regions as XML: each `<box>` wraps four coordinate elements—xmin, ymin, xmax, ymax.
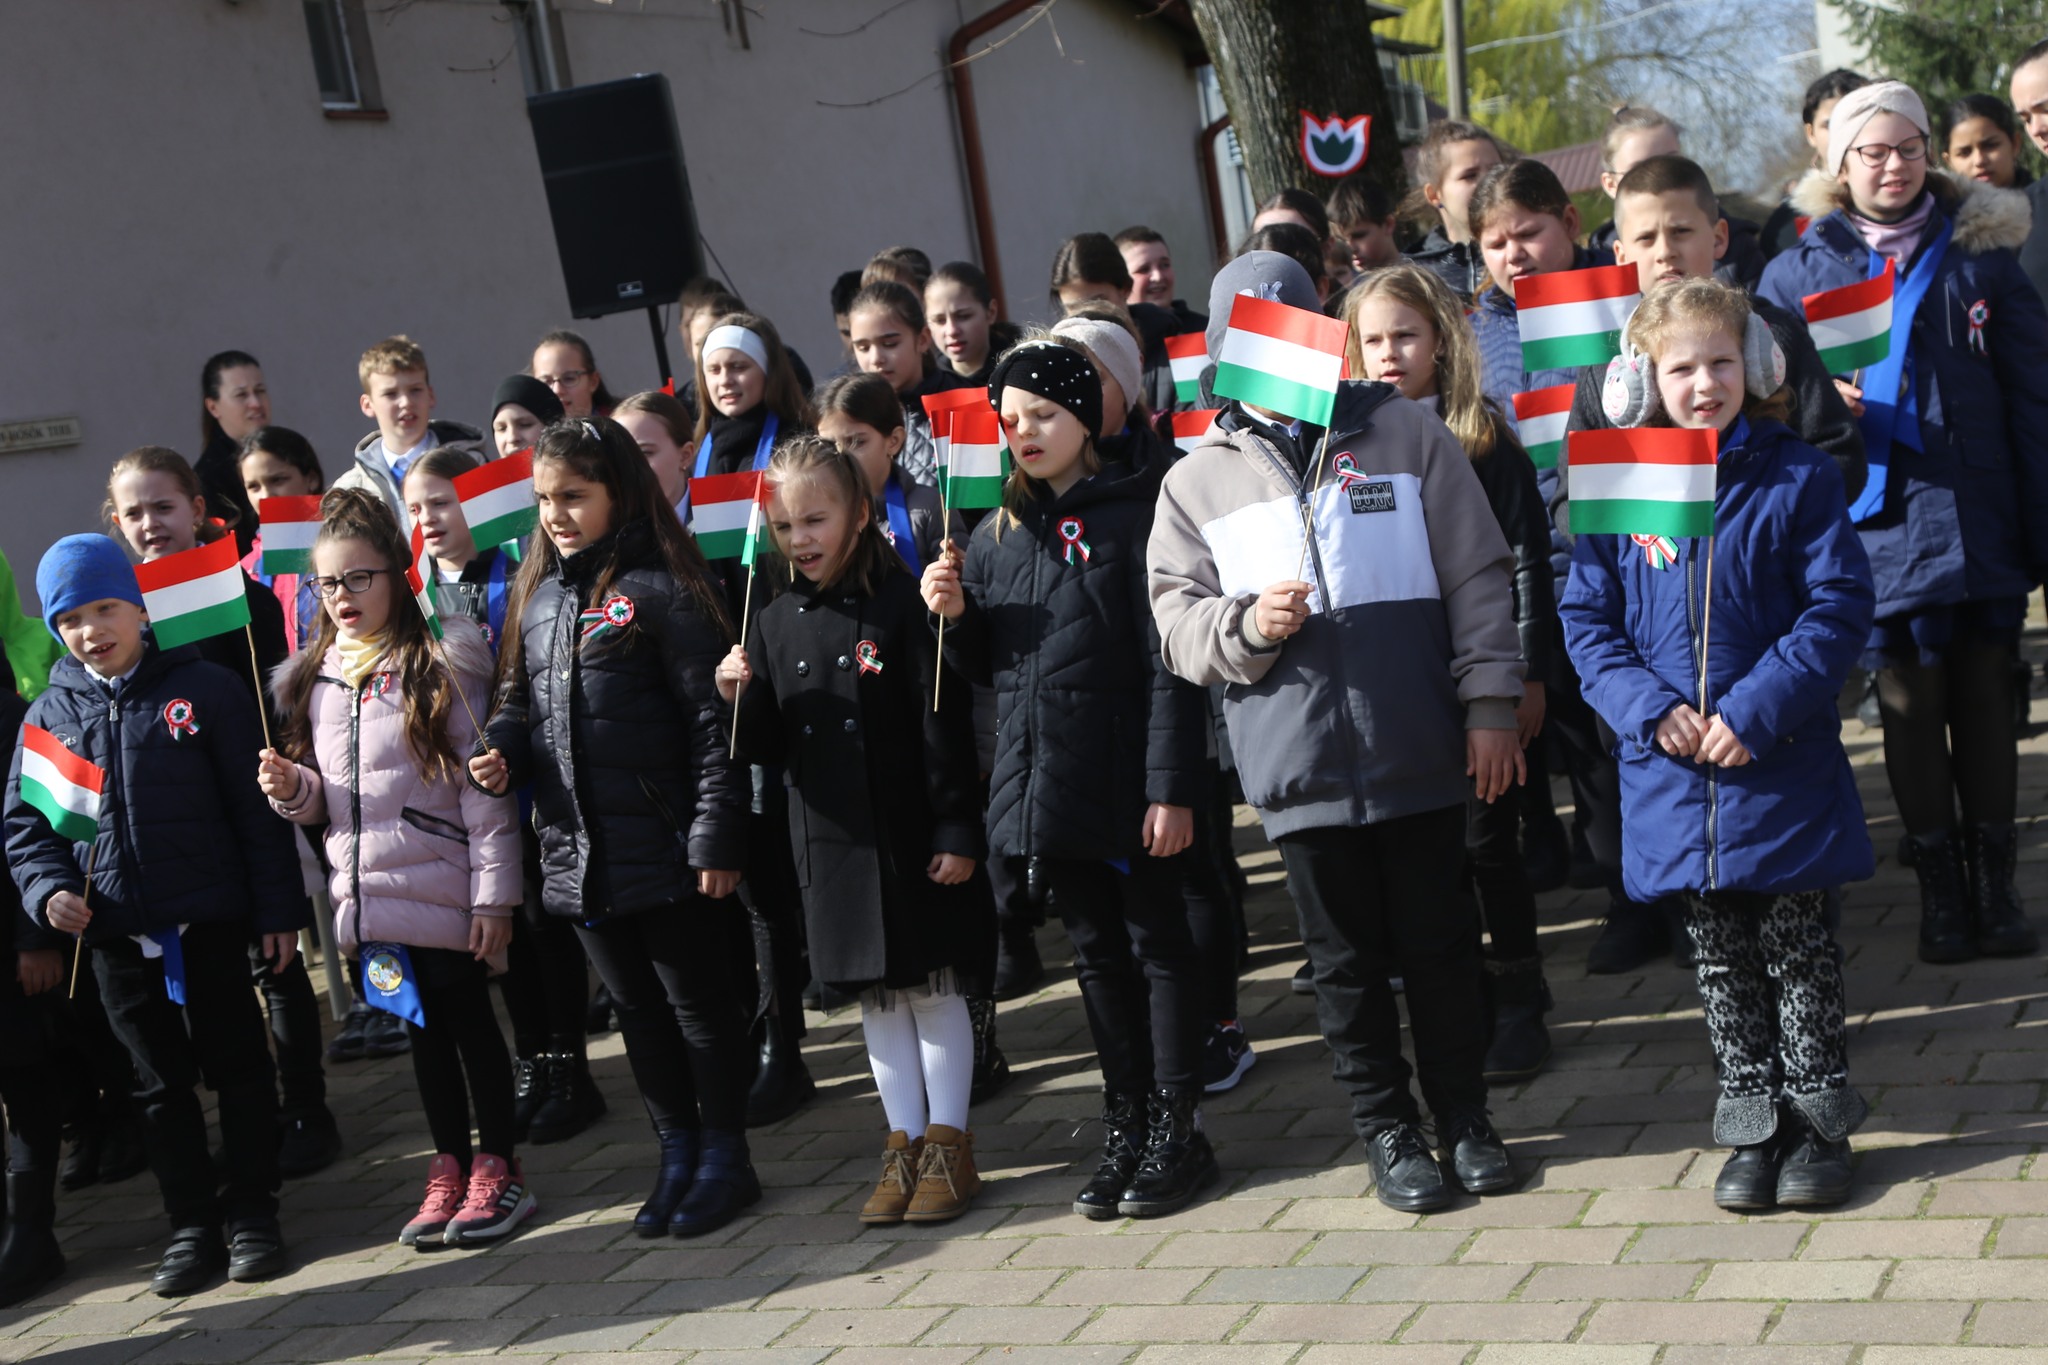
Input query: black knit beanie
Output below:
<box><xmin>987</xmin><ymin>341</ymin><xmax>1102</xmax><ymax>440</ymax></box>
<box><xmin>494</xmin><ymin>374</ymin><xmax>564</xmax><ymax>424</ymax></box>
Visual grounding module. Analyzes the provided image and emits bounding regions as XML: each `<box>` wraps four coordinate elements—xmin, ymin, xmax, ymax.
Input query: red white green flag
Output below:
<box><xmin>406</xmin><ymin>522</ymin><xmax>444</xmax><ymax>640</ymax></box>
<box><xmin>1165</xmin><ymin>333</ymin><xmax>1209</xmax><ymax>404</ymax></box>
<box><xmin>688</xmin><ymin>471</ymin><xmax>773</xmax><ymax>560</ymax></box>
<box><xmin>1511</xmin><ymin>384</ymin><xmax>1575</xmax><ymax>469</ymax></box>
<box><xmin>136</xmin><ymin>537</ymin><xmax>250</xmax><ymax>650</ymax></box>
<box><xmin>1515</xmin><ymin>263</ymin><xmax>1642</xmax><ymax>370</ymax></box>
<box><xmin>1171</xmin><ymin>410</ymin><xmax>1220</xmax><ymax>454</ymax></box>
<box><xmin>946</xmin><ymin>408</ymin><xmax>1009</xmax><ymax>510</ymax></box>
<box><xmin>256</xmin><ymin>496</ymin><xmax>322</xmax><ymax>576</ymax></box>
<box><xmin>1802</xmin><ymin>258</ymin><xmax>1895</xmax><ymax>373</ymax></box>
<box><xmin>17</xmin><ymin>724</ymin><xmax>102</xmax><ymax>844</ymax></box>
<box><xmin>1567</xmin><ymin>427</ymin><xmax>1719</xmax><ymax>539</ymax></box>
<box><xmin>921</xmin><ymin>388</ymin><xmax>989</xmax><ymax>472</ymax></box>
<box><xmin>1211</xmin><ymin>294</ymin><xmax>1349</xmax><ymax>427</ymax></box>
<box><xmin>456</xmin><ymin>450</ymin><xmax>540</xmax><ymax>548</ymax></box>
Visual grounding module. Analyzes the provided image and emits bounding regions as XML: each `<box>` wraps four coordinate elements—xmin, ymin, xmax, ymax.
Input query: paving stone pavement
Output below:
<box><xmin>8</xmin><ymin>676</ymin><xmax>2048</xmax><ymax>1363</ymax></box>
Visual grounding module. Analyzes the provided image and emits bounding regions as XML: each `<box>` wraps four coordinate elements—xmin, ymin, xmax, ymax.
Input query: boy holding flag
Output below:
<box><xmin>1149</xmin><ymin>253</ymin><xmax>1526</xmax><ymax>1214</ymax></box>
<box><xmin>4</xmin><ymin>536</ymin><xmax>308</xmax><ymax>1296</ymax></box>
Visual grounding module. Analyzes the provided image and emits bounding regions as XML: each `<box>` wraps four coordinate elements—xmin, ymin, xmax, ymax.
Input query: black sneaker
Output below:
<box><xmin>1584</xmin><ymin>899</ymin><xmax>1670</xmax><ymax>975</ymax></box>
<box><xmin>326</xmin><ymin>1005</ymin><xmax>373</xmax><ymax>1063</ymax></box>
<box><xmin>361</xmin><ymin>1008</ymin><xmax>411</xmax><ymax>1058</ymax></box>
<box><xmin>278</xmin><ymin>1108</ymin><xmax>342</xmax><ymax>1178</ymax></box>
<box><xmin>1200</xmin><ymin>1022</ymin><xmax>1257</xmax><ymax>1094</ymax></box>
<box><xmin>1290</xmin><ymin>960</ymin><xmax>1315</xmax><ymax>995</ymax></box>
<box><xmin>1365</xmin><ymin>1122</ymin><xmax>1451</xmax><ymax>1213</ymax></box>
<box><xmin>226</xmin><ymin>1221</ymin><xmax>287</xmax><ymax>1283</ymax></box>
<box><xmin>151</xmin><ymin>1228</ymin><xmax>225</xmax><ymax>1297</ymax></box>
<box><xmin>1438</xmin><ymin>1110</ymin><xmax>1515</xmax><ymax>1194</ymax></box>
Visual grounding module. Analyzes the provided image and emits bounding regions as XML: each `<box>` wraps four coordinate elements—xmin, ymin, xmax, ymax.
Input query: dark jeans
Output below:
<box><xmin>1466</xmin><ymin>790</ymin><xmax>1539</xmax><ymax>962</ymax></box>
<box><xmin>1183</xmin><ymin>817</ymin><xmax>1243</xmax><ymax>1022</ymax></box>
<box><xmin>248</xmin><ymin>939</ymin><xmax>325</xmax><ymax>1114</ymax></box>
<box><xmin>576</xmin><ymin>903</ymin><xmax>751</xmax><ymax>1131</ymax></box>
<box><xmin>1544</xmin><ymin>649</ymin><xmax>1626</xmax><ymax>891</ymax></box>
<box><xmin>406</xmin><ymin>948</ymin><xmax>517</xmax><ymax>1164</ymax></box>
<box><xmin>94</xmin><ymin>921</ymin><xmax>279</xmax><ymax>1232</ymax></box>
<box><xmin>1047</xmin><ymin>853</ymin><xmax>1202</xmax><ymax>1095</ymax></box>
<box><xmin>0</xmin><ymin>1060</ymin><xmax>63</xmax><ymax>1171</ymax></box>
<box><xmin>497</xmin><ymin>878</ymin><xmax>591</xmax><ymax>1057</ymax></box>
<box><xmin>1277</xmin><ymin>808</ymin><xmax>1487</xmax><ymax>1136</ymax></box>
<box><xmin>1876</xmin><ymin>637</ymin><xmax>2019</xmax><ymax>833</ymax></box>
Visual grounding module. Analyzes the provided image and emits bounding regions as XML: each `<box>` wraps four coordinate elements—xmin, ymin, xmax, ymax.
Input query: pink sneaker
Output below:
<box><xmin>442</xmin><ymin>1154</ymin><xmax>537</xmax><ymax>1245</ymax></box>
<box><xmin>399</xmin><ymin>1154</ymin><xmax>467</xmax><ymax>1246</ymax></box>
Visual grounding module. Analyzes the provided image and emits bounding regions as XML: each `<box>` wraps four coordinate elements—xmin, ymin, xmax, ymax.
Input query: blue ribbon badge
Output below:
<box><xmin>362</xmin><ymin>941</ymin><xmax>426</xmax><ymax>1027</ymax></box>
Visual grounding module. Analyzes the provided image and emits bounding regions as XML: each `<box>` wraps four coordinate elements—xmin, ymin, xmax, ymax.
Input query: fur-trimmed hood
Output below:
<box><xmin>1789</xmin><ymin>167</ymin><xmax>2033</xmax><ymax>255</ymax></box>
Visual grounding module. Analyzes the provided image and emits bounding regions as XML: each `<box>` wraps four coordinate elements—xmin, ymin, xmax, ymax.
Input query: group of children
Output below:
<box><xmin>5</xmin><ymin>59</ymin><xmax>2048</xmax><ymax>1306</ymax></box>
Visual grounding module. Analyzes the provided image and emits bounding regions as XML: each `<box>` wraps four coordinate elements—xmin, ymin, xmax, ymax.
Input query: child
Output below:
<box><xmin>261</xmin><ymin>488</ymin><xmax>533</xmax><ymax>1244</ymax></box>
<box><xmin>815</xmin><ymin>373</ymin><xmax>943</xmax><ymax>571</ymax></box>
<box><xmin>921</xmin><ymin>340</ymin><xmax>1218</xmax><ymax>1220</ymax></box>
<box><xmin>469</xmin><ymin>417</ymin><xmax>756</xmax><ymax>1238</ymax></box>
<box><xmin>1762</xmin><ymin>70</ymin><xmax>1871</xmax><ymax>259</ymax></box>
<box><xmin>5</xmin><ymin>535</ymin><xmax>306</xmax><ymax>1295</ymax></box>
<box><xmin>718</xmin><ymin>437</ymin><xmax>988</xmax><ymax>1224</ymax></box>
<box><xmin>340</xmin><ymin>336</ymin><xmax>487</xmax><ymax>533</ymax></box>
<box><xmin>1406</xmin><ymin>119</ymin><xmax>1506</xmax><ymax>297</ymax></box>
<box><xmin>491</xmin><ymin>375</ymin><xmax>564</xmax><ymax>462</ymax></box>
<box><xmin>1943</xmin><ymin>93</ymin><xmax>2027</xmax><ymax>189</ymax></box>
<box><xmin>197</xmin><ymin>350</ymin><xmax>270</xmax><ymax>556</ymax></box>
<box><xmin>531</xmin><ymin>329</ymin><xmax>618</xmax><ymax>421</ymax></box>
<box><xmin>690</xmin><ymin>311</ymin><xmax>815</xmax><ymax>488</ymax></box>
<box><xmin>613</xmin><ymin>389</ymin><xmax>696</xmax><ymax>522</ymax></box>
<box><xmin>2010</xmin><ymin>42</ymin><xmax>2048</xmax><ymax>301</ymax></box>
<box><xmin>925</xmin><ymin>262</ymin><xmax>1019</xmax><ymax>388</ymax></box>
<box><xmin>1148</xmin><ymin>252</ymin><xmax>1524</xmax><ymax>1213</ymax></box>
<box><xmin>1047</xmin><ymin>236</ymin><xmax>1180</xmax><ymax>414</ymax></box>
<box><xmin>238</xmin><ymin>425</ymin><xmax>328</xmax><ymax>654</ymax></box>
<box><xmin>1345</xmin><ymin>262</ymin><xmax>1558</xmax><ymax>1083</ymax></box>
<box><xmin>1114</xmin><ymin>225</ymin><xmax>1207</xmax><ymax>333</ymax></box>
<box><xmin>105</xmin><ymin>447</ymin><xmax>342</xmax><ymax>1177</ymax></box>
<box><xmin>1051</xmin><ymin>310</ymin><xmax>1172</xmax><ymax>471</ymax></box>
<box><xmin>1760</xmin><ymin>80</ymin><xmax>2048</xmax><ymax>964</ymax></box>
<box><xmin>1560</xmin><ymin>278</ymin><xmax>1877</xmax><ymax>1208</ymax></box>
<box><xmin>402</xmin><ymin>450</ymin><xmax>602</xmax><ymax>1145</ymax></box>
<box><xmin>848</xmin><ymin>281</ymin><xmax>968</xmax><ymax>487</ymax></box>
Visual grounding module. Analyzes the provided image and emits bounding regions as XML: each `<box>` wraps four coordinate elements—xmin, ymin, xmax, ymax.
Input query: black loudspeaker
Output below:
<box><xmin>527</xmin><ymin>73</ymin><xmax>704</xmax><ymax>320</ymax></box>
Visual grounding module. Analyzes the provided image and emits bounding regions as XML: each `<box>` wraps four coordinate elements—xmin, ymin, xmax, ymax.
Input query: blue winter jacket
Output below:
<box><xmin>1559</xmin><ymin>418</ymin><xmax>1877</xmax><ymax>902</ymax></box>
<box><xmin>5</xmin><ymin>641</ymin><xmax>309</xmax><ymax>944</ymax></box>
<box><xmin>1757</xmin><ymin>171</ymin><xmax>2048</xmax><ymax>619</ymax></box>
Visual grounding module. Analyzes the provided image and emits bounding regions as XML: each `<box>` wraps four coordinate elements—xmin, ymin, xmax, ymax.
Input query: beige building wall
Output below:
<box><xmin>0</xmin><ymin>0</ymin><xmax>1212</xmax><ymax>609</ymax></box>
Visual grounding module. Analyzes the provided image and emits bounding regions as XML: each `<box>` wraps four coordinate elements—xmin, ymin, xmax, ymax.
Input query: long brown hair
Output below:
<box><xmin>763</xmin><ymin>435</ymin><xmax>899</xmax><ymax>598</ymax></box>
<box><xmin>689</xmin><ymin>311</ymin><xmax>815</xmax><ymax>445</ymax></box>
<box><xmin>103</xmin><ymin>446</ymin><xmax>235</xmax><ymax>544</ymax></box>
<box><xmin>494</xmin><ymin>417</ymin><xmax>734</xmax><ymax>700</ymax></box>
<box><xmin>278</xmin><ymin>486</ymin><xmax>467</xmax><ymax>780</ymax></box>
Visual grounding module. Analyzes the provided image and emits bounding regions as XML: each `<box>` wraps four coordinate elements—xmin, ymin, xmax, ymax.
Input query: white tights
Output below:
<box><xmin>860</xmin><ymin>982</ymin><xmax>974</xmax><ymax>1135</ymax></box>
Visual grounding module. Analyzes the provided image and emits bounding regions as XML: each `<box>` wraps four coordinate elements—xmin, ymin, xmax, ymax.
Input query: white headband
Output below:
<box><xmin>702</xmin><ymin>325</ymin><xmax>770</xmax><ymax>373</ymax></box>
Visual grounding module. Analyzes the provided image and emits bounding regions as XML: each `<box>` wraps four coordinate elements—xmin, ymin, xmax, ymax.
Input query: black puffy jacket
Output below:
<box><xmin>946</xmin><ymin>462</ymin><xmax>1210</xmax><ymax>860</ymax></box>
<box><xmin>484</xmin><ymin>522</ymin><xmax>748</xmax><ymax>921</ymax></box>
<box><xmin>6</xmin><ymin>642</ymin><xmax>309</xmax><ymax>944</ymax></box>
<box><xmin>1468</xmin><ymin>413</ymin><xmax>1557</xmax><ymax>689</ymax></box>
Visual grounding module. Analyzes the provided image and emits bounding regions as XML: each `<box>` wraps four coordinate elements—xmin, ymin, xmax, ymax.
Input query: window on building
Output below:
<box><xmin>303</xmin><ymin>0</ymin><xmax>383</xmax><ymax>113</ymax></box>
<box><xmin>508</xmin><ymin>0</ymin><xmax>572</xmax><ymax>97</ymax></box>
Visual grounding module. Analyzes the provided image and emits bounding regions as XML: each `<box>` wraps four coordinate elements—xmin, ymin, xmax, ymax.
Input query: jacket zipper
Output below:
<box><xmin>1684</xmin><ymin>548</ymin><xmax>1718</xmax><ymax>891</ymax></box>
<box><xmin>102</xmin><ymin>691</ymin><xmax>124</xmax><ymax>918</ymax></box>
<box><xmin>349</xmin><ymin>682</ymin><xmax>366</xmax><ymax>949</ymax></box>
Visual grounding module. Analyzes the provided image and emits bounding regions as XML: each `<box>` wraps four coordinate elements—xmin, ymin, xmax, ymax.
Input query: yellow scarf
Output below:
<box><xmin>337</xmin><ymin>632</ymin><xmax>387</xmax><ymax>690</ymax></box>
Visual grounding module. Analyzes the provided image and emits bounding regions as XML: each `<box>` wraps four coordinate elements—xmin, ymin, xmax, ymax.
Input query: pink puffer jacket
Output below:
<box><xmin>270</xmin><ymin>620</ymin><xmax>519</xmax><ymax>957</ymax></box>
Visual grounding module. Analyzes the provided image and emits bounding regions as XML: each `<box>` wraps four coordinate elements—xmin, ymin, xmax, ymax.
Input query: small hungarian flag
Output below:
<box><xmin>256</xmin><ymin>496</ymin><xmax>322</xmax><ymax>576</ymax></box>
<box><xmin>922</xmin><ymin>388</ymin><xmax>989</xmax><ymax>472</ymax></box>
<box><xmin>1171</xmin><ymin>410</ymin><xmax>1221</xmax><ymax>454</ymax></box>
<box><xmin>1165</xmin><ymin>333</ymin><xmax>1209</xmax><ymax>404</ymax></box>
<box><xmin>136</xmin><ymin>538</ymin><xmax>250</xmax><ymax>650</ymax></box>
<box><xmin>1515</xmin><ymin>263</ymin><xmax>1642</xmax><ymax>370</ymax></box>
<box><xmin>406</xmin><ymin>522</ymin><xmax>444</xmax><ymax>640</ymax></box>
<box><xmin>946</xmin><ymin>408</ymin><xmax>1009</xmax><ymax>510</ymax></box>
<box><xmin>1802</xmin><ymin>258</ymin><xmax>1895</xmax><ymax>374</ymax></box>
<box><xmin>1567</xmin><ymin>427</ymin><xmax>1719</xmax><ymax>539</ymax></box>
<box><xmin>456</xmin><ymin>449</ymin><xmax>539</xmax><ymax>547</ymax></box>
<box><xmin>1511</xmin><ymin>384</ymin><xmax>1576</xmax><ymax>469</ymax></box>
<box><xmin>18</xmin><ymin>724</ymin><xmax>102</xmax><ymax>844</ymax></box>
<box><xmin>1211</xmin><ymin>294</ymin><xmax>1349</xmax><ymax>427</ymax></box>
<box><xmin>689</xmin><ymin>471</ymin><xmax>773</xmax><ymax>560</ymax></box>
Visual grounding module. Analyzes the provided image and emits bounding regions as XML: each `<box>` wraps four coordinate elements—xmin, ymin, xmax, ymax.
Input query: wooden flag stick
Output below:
<box><xmin>1294</xmin><ymin>428</ymin><xmax>1333</xmax><ymax>586</ymax></box>
<box><xmin>69</xmin><ymin>843</ymin><xmax>100</xmax><ymax>1000</ymax></box>
<box><xmin>413</xmin><ymin>573</ymin><xmax>486</xmax><ymax>740</ymax></box>
<box><xmin>730</xmin><ymin>555</ymin><xmax>758</xmax><ymax>760</ymax></box>
<box><xmin>244</xmin><ymin>623</ymin><xmax>277</xmax><ymax>753</ymax></box>
<box><xmin>1698</xmin><ymin>535</ymin><xmax>1716</xmax><ymax>714</ymax></box>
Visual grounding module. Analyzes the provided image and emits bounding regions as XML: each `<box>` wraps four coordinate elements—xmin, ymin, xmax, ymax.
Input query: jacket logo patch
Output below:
<box><xmin>162</xmin><ymin>698</ymin><xmax>201</xmax><ymax>740</ymax></box>
<box><xmin>1347</xmin><ymin>479</ymin><xmax>1396</xmax><ymax>514</ymax></box>
<box><xmin>855</xmin><ymin>640</ymin><xmax>884</xmax><ymax>676</ymax></box>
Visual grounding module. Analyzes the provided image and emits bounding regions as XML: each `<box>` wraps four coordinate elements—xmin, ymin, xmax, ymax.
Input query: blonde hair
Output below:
<box><xmin>1343</xmin><ymin>265</ymin><xmax>1498</xmax><ymax>458</ymax></box>
<box><xmin>1602</xmin><ymin>105</ymin><xmax>1682</xmax><ymax>172</ymax></box>
<box><xmin>1626</xmin><ymin>278</ymin><xmax>1792</xmax><ymax>425</ymax></box>
<box><xmin>358</xmin><ymin>335</ymin><xmax>429</xmax><ymax>391</ymax></box>
<box><xmin>763</xmin><ymin>435</ymin><xmax>897</xmax><ymax>596</ymax></box>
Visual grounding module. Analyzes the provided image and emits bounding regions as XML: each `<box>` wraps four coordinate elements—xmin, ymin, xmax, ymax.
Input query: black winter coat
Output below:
<box><xmin>485</xmin><ymin>522</ymin><xmax>748</xmax><ymax>922</ymax></box>
<box><xmin>197</xmin><ymin>432</ymin><xmax>259</xmax><ymax>558</ymax></box>
<box><xmin>6</xmin><ymin>643</ymin><xmax>309</xmax><ymax>945</ymax></box>
<box><xmin>947</xmin><ymin>463</ymin><xmax>1210</xmax><ymax>860</ymax></box>
<box><xmin>735</xmin><ymin>567</ymin><xmax>987</xmax><ymax>988</ymax></box>
<box><xmin>197</xmin><ymin>571</ymin><xmax>289</xmax><ymax>730</ymax></box>
<box><xmin>1469</xmin><ymin>415</ymin><xmax>1558</xmax><ymax>688</ymax></box>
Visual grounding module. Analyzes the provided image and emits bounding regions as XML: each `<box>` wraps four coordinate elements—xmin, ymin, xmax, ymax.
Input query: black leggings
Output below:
<box><xmin>495</xmin><ymin>830</ymin><xmax>590</xmax><ymax>1057</ymax></box>
<box><xmin>1466</xmin><ymin>789</ymin><xmax>1539</xmax><ymax>962</ymax></box>
<box><xmin>406</xmin><ymin>950</ymin><xmax>516</xmax><ymax>1164</ymax></box>
<box><xmin>1048</xmin><ymin>854</ymin><xmax>1203</xmax><ymax>1095</ymax></box>
<box><xmin>1876</xmin><ymin>638</ymin><xmax>2018</xmax><ymax>834</ymax></box>
<box><xmin>0</xmin><ymin>1060</ymin><xmax>63</xmax><ymax>1172</ymax></box>
<box><xmin>575</xmin><ymin>903</ymin><xmax>751</xmax><ymax>1131</ymax></box>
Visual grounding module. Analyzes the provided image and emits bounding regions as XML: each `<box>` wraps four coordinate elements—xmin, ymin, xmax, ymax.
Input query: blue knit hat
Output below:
<box><xmin>36</xmin><ymin>534</ymin><xmax>142</xmax><ymax>640</ymax></box>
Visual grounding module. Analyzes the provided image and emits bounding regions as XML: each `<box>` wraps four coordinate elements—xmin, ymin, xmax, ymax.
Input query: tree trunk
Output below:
<box><xmin>1186</xmin><ymin>0</ymin><xmax>1406</xmax><ymax>206</ymax></box>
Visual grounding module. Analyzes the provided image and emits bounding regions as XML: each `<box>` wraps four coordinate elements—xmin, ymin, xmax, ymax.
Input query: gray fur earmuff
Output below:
<box><xmin>1601</xmin><ymin>308</ymin><xmax>1788</xmax><ymax>428</ymax></box>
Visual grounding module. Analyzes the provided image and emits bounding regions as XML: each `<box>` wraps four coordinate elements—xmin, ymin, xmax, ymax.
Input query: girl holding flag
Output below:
<box><xmin>1560</xmin><ymin>277</ymin><xmax>1876</xmax><ymax>1210</ymax></box>
<box><xmin>6</xmin><ymin>534</ymin><xmax>304</xmax><ymax>1296</ymax></box>
<box><xmin>1760</xmin><ymin>80</ymin><xmax>2048</xmax><ymax>965</ymax></box>
<box><xmin>260</xmin><ymin>487</ymin><xmax>533</xmax><ymax>1246</ymax></box>
<box><xmin>816</xmin><ymin>373</ymin><xmax>943</xmax><ymax>570</ymax></box>
<box><xmin>469</xmin><ymin>417</ymin><xmax>758</xmax><ymax>1238</ymax></box>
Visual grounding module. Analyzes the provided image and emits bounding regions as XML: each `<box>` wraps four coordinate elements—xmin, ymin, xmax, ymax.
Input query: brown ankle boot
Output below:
<box><xmin>904</xmin><ymin>1124</ymin><xmax>980</xmax><ymax>1223</ymax></box>
<box><xmin>859</xmin><ymin>1131</ymin><xmax>923</xmax><ymax>1225</ymax></box>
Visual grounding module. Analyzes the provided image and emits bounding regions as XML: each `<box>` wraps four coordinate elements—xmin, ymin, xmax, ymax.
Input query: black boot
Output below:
<box><xmin>967</xmin><ymin>996</ymin><xmax>1012</xmax><ymax>1106</ymax></box>
<box><xmin>1910</xmin><ymin>830</ymin><xmax>1975</xmax><ymax>964</ymax></box>
<box><xmin>0</xmin><ymin>1169</ymin><xmax>64</xmax><ymax>1309</ymax></box>
<box><xmin>668</xmin><ymin>1129</ymin><xmax>760</xmax><ymax>1237</ymax></box>
<box><xmin>1776</xmin><ymin>1088</ymin><xmax>1865</xmax><ymax>1208</ymax></box>
<box><xmin>1118</xmin><ymin>1088</ymin><xmax>1219</xmax><ymax>1218</ymax></box>
<box><xmin>744</xmin><ymin>1015</ymin><xmax>816</xmax><ymax>1128</ymax></box>
<box><xmin>634</xmin><ymin>1128</ymin><xmax>698</xmax><ymax>1238</ymax></box>
<box><xmin>993</xmin><ymin>925</ymin><xmax>1044</xmax><ymax>1001</ymax></box>
<box><xmin>510</xmin><ymin>1055</ymin><xmax>547</xmax><ymax>1144</ymax></box>
<box><xmin>1964</xmin><ymin>823</ymin><xmax>2040</xmax><ymax>957</ymax></box>
<box><xmin>1711</xmin><ymin>1094</ymin><xmax>1785</xmax><ymax>1211</ymax></box>
<box><xmin>529</xmin><ymin>1037</ymin><xmax>607</xmax><ymax>1145</ymax></box>
<box><xmin>1072</xmin><ymin>1090</ymin><xmax>1146</xmax><ymax>1220</ymax></box>
<box><xmin>1584</xmin><ymin>896</ymin><xmax>1669</xmax><ymax>975</ymax></box>
<box><xmin>1481</xmin><ymin>957</ymin><xmax>1552</xmax><ymax>1084</ymax></box>
<box><xmin>57</xmin><ymin>1116</ymin><xmax>101</xmax><ymax>1193</ymax></box>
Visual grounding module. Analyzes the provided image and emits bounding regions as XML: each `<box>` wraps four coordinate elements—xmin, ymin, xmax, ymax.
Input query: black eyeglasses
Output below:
<box><xmin>309</xmin><ymin>569</ymin><xmax>391</xmax><ymax>598</ymax></box>
<box><xmin>537</xmin><ymin>369</ymin><xmax>590</xmax><ymax>389</ymax></box>
<box><xmin>1849</xmin><ymin>136</ymin><xmax>1928</xmax><ymax>167</ymax></box>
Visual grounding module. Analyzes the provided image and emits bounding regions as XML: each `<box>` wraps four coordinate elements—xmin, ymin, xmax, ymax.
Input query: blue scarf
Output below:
<box><xmin>1847</xmin><ymin>213</ymin><xmax>1952</xmax><ymax>523</ymax></box>
<box><xmin>882</xmin><ymin>472</ymin><xmax>921</xmax><ymax>576</ymax></box>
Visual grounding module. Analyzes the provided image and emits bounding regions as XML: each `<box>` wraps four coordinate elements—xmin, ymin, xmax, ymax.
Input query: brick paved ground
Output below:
<box><xmin>7</xmin><ymin>675</ymin><xmax>2048</xmax><ymax>1363</ymax></box>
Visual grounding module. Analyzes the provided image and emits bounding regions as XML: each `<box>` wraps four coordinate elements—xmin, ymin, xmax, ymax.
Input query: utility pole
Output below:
<box><xmin>1443</xmin><ymin>0</ymin><xmax>1469</xmax><ymax>119</ymax></box>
